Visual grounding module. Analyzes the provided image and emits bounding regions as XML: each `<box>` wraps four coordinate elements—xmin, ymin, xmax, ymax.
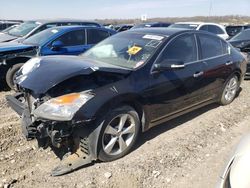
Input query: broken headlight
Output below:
<box><xmin>33</xmin><ymin>92</ymin><xmax>94</xmax><ymax>121</ymax></box>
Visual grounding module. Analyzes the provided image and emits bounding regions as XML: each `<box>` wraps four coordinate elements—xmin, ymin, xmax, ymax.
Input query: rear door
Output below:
<box><xmin>146</xmin><ymin>33</ymin><xmax>207</xmax><ymax>123</ymax></box>
<box><xmin>196</xmin><ymin>33</ymin><xmax>232</xmax><ymax>98</ymax></box>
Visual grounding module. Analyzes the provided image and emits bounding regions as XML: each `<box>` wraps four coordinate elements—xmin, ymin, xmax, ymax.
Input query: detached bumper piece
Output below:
<box><xmin>6</xmin><ymin>93</ymin><xmax>25</xmax><ymax>116</ymax></box>
<box><xmin>51</xmin><ymin>148</ymin><xmax>92</xmax><ymax>176</ymax></box>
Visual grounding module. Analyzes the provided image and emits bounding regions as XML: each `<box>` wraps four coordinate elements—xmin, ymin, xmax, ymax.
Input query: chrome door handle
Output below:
<box><xmin>193</xmin><ymin>71</ymin><xmax>204</xmax><ymax>78</ymax></box>
<box><xmin>225</xmin><ymin>61</ymin><xmax>233</xmax><ymax>66</ymax></box>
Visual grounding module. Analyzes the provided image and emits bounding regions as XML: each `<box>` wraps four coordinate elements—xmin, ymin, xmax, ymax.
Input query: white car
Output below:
<box><xmin>216</xmin><ymin>134</ymin><xmax>250</xmax><ymax>188</ymax></box>
<box><xmin>170</xmin><ymin>22</ymin><xmax>229</xmax><ymax>40</ymax></box>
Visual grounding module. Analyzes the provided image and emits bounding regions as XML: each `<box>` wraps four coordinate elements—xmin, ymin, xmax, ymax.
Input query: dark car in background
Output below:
<box><xmin>0</xmin><ymin>20</ymin><xmax>21</xmax><ymax>31</ymax></box>
<box><xmin>229</xmin><ymin>29</ymin><xmax>250</xmax><ymax>78</ymax></box>
<box><xmin>6</xmin><ymin>28</ymin><xmax>246</xmax><ymax>176</ymax></box>
<box><xmin>0</xmin><ymin>26</ymin><xmax>116</xmax><ymax>89</ymax></box>
<box><xmin>0</xmin><ymin>20</ymin><xmax>102</xmax><ymax>43</ymax></box>
<box><xmin>226</xmin><ymin>25</ymin><xmax>250</xmax><ymax>38</ymax></box>
<box><xmin>114</xmin><ymin>24</ymin><xmax>134</xmax><ymax>32</ymax></box>
<box><xmin>132</xmin><ymin>22</ymin><xmax>172</xmax><ymax>29</ymax></box>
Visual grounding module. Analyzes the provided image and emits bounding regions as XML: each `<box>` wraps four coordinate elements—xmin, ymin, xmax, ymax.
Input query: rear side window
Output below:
<box><xmin>87</xmin><ymin>29</ymin><xmax>110</xmax><ymax>44</ymax></box>
<box><xmin>199</xmin><ymin>34</ymin><xmax>225</xmax><ymax>59</ymax></box>
<box><xmin>158</xmin><ymin>34</ymin><xmax>198</xmax><ymax>64</ymax></box>
<box><xmin>56</xmin><ymin>30</ymin><xmax>86</xmax><ymax>46</ymax></box>
<box><xmin>207</xmin><ymin>25</ymin><xmax>224</xmax><ymax>34</ymax></box>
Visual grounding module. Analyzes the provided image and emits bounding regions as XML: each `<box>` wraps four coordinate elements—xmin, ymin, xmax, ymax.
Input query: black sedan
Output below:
<box><xmin>229</xmin><ymin>29</ymin><xmax>250</xmax><ymax>78</ymax></box>
<box><xmin>7</xmin><ymin>28</ymin><xmax>247</xmax><ymax>176</ymax></box>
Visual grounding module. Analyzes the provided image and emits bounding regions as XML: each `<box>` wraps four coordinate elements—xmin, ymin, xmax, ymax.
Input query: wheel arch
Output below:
<box><xmin>93</xmin><ymin>93</ymin><xmax>148</xmax><ymax>132</ymax></box>
<box><xmin>6</xmin><ymin>56</ymin><xmax>31</xmax><ymax>67</ymax></box>
<box><xmin>86</xmin><ymin>94</ymin><xmax>149</xmax><ymax>160</ymax></box>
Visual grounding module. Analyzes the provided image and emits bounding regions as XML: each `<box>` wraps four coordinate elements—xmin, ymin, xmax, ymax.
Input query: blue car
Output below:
<box><xmin>0</xmin><ymin>25</ymin><xmax>116</xmax><ymax>89</ymax></box>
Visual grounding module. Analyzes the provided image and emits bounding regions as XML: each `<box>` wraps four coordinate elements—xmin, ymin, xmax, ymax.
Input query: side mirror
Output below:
<box><xmin>153</xmin><ymin>59</ymin><xmax>185</xmax><ymax>72</ymax></box>
<box><xmin>51</xmin><ymin>40</ymin><xmax>64</xmax><ymax>51</ymax></box>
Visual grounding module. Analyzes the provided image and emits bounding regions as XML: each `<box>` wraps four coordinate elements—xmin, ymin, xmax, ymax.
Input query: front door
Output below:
<box><xmin>41</xmin><ymin>29</ymin><xmax>87</xmax><ymax>56</ymax></box>
<box><xmin>145</xmin><ymin>33</ymin><xmax>207</xmax><ymax>124</ymax></box>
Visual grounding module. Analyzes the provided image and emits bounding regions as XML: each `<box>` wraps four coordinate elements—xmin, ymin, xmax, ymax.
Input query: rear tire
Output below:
<box><xmin>6</xmin><ymin>63</ymin><xmax>24</xmax><ymax>90</ymax></box>
<box><xmin>219</xmin><ymin>75</ymin><xmax>239</xmax><ymax>105</ymax></box>
<box><xmin>97</xmin><ymin>106</ymin><xmax>140</xmax><ymax>162</ymax></box>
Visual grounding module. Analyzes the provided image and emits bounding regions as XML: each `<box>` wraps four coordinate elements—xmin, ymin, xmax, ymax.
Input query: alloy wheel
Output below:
<box><xmin>224</xmin><ymin>76</ymin><xmax>238</xmax><ymax>102</ymax></box>
<box><xmin>102</xmin><ymin>114</ymin><xmax>136</xmax><ymax>156</ymax></box>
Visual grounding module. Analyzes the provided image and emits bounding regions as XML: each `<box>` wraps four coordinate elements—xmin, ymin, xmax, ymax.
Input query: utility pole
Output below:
<box><xmin>209</xmin><ymin>0</ymin><xmax>213</xmax><ymax>17</ymax></box>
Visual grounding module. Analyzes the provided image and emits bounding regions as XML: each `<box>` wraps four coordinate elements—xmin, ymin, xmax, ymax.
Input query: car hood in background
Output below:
<box><xmin>17</xmin><ymin>55</ymin><xmax>131</xmax><ymax>94</ymax></box>
<box><xmin>0</xmin><ymin>33</ymin><xmax>18</xmax><ymax>43</ymax></box>
<box><xmin>0</xmin><ymin>41</ymin><xmax>36</xmax><ymax>54</ymax></box>
<box><xmin>229</xmin><ymin>40</ymin><xmax>250</xmax><ymax>49</ymax></box>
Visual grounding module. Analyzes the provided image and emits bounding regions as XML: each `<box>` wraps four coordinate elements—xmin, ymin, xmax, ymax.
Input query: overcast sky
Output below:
<box><xmin>0</xmin><ymin>0</ymin><xmax>250</xmax><ymax>20</ymax></box>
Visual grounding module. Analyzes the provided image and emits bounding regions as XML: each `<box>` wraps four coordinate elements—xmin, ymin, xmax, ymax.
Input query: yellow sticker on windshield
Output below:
<box><xmin>127</xmin><ymin>46</ymin><xmax>142</xmax><ymax>55</ymax></box>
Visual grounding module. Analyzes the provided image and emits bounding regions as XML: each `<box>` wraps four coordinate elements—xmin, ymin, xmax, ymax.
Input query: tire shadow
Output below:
<box><xmin>0</xmin><ymin>80</ymin><xmax>10</xmax><ymax>91</ymax></box>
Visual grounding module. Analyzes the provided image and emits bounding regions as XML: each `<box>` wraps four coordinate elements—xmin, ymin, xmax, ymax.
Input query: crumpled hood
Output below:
<box><xmin>229</xmin><ymin>40</ymin><xmax>250</xmax><ymax>50</ymax></box>
<box><xmin>0</xmin><ymin>33</ymin><xmax>18</xmax><ymax>43</ymax></box>
<box><xmin>0</xmin><ymin>41</ymin><xmax>35</xmax><ymax>54</ymax></box>
<box><xmin>17</xmin><ymin>55</ymin><xmax>131</xmax><ymax>94</ymax></box>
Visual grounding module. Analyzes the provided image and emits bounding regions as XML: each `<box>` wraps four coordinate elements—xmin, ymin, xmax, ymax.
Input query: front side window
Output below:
<box><xmin>199</xmin><ymin>34</ymin><xmax>224</xmax><ymax>59</ymax></box>
<box><xmin>157</xmin><ymin>34</ymin><xmax>198</xmax><ymax>64</ymax></box>
<box><xmin>55</xmin><ymin>30</ymin><xmax>86</xmax><ymax>46</ymax></box>
<box><xmin>87</xmin><ymin>29</ymin><xmax>110</xmax><ymax>44</ymax></box>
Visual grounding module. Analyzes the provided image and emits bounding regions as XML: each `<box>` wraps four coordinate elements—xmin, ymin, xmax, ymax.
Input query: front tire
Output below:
<box><xmin>220</xmin><ymin>75</ymin><xmax>239</xmax><ymax>105</ymax></box>
<box><xmin>97</xmin><ymin>106</ymin><xmax>140</xmax><ymax>162</ymax></box>
<box><xmin>6</xmin><ymin>63</ymin><xmax>24</xmax><ymax>90</ymax></box>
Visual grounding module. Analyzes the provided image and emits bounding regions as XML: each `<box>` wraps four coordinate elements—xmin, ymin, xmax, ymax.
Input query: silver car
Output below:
<box><xmin>216</xmin><ymin>134</ymin><xmax>250</xmax><ymax>188</ymax></box>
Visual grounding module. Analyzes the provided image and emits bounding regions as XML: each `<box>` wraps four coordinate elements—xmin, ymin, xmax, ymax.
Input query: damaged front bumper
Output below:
<box><xmin>6</xmin><ymin>93</ymin><xmax>95</xmax><ymax>176</ymax></box>
<box><xmin>6</xmin><ymin>93</ymin><xmax>25</xmax><ymax>116</ymax></box>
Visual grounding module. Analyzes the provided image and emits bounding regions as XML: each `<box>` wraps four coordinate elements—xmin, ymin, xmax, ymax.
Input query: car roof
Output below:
<box><xmin>126</xmin><ymin>27</ymin><xmax>224</xmax><ymax>39</ymax></box>
<box><xmin>24</xmin><ymin>19</ymin><xmax>101</xmax><ymax>25</ymax></box>
<box><xmin>175</xmin><ymin>22</ymin><xmax>223</xmax><ymax>26</ymax></box>
<box><xmin>127</xmin><ymin>27</ymin><xmax>191</xmax><ymax>37</ymax></box>
<box><xmin>45</xmin><ymin>25</ymin><xmax>115</xmax><ymax>32</ymax></box>
<box><xmin>0</xmin><ymin>21</ymin><xmax>21</xmax><ymax>24</ymax></box>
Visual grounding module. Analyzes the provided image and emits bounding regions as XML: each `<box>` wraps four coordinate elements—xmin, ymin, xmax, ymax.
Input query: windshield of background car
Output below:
<box><xmin>230</xmin><ymin>29</ymin><xmax>250</xmax><ymax>41</ymax></box>
<box><xmin>82</xmin><ymin>32</ymin><xmax>165</xmax><ymax>69</ymax></box>
<box><xmin>23</xmin><ymin>28</ymin><xmax>62</xmax><ymax>46</ymax></box>
<box><xmin>8</xmin><ymin>21</ymin><xmax>40</xmax><ymax>37</ymax></box>
<box><xmin>169</xmin><ymin>24</ymin><xmax>198</xmax><ymax>30</ymax></box>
